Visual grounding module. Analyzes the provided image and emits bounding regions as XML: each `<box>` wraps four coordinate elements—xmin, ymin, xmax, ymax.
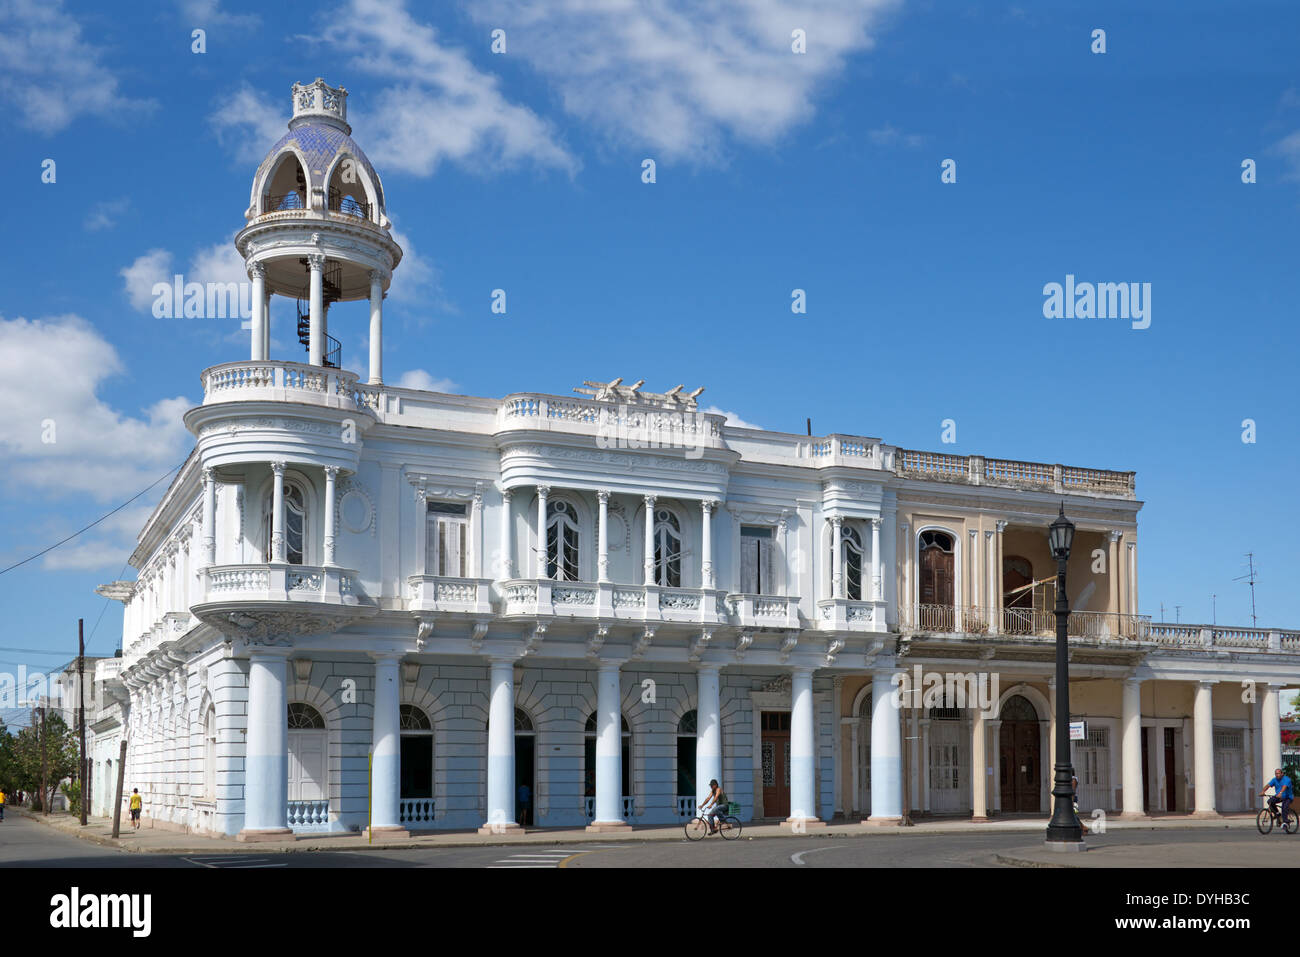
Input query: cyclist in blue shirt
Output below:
<box><xmin>1261</xmin><ymin>768</ymin><xmax>1293</xmax><ymax>826</ymax></box>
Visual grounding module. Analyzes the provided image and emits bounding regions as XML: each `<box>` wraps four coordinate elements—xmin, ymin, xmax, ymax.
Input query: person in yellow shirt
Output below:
<box><xmin>128</xmin><ymin>788</ymin><xmax>143</xmax><ymax>830</ymax></box>
<box><xmin>0</xmin><ymin>786</ymin><xmax>7</xmax><ymax>822</ymax></box>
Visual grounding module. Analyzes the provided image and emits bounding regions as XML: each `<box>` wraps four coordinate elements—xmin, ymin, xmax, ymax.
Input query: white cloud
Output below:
<box><xmin>84</xmin><ymin>197</ymin><xmax>129</xmax><ymax>232</ymax></box>
<box><xmin>395</xmin><ymin>369</ymin><xmax>459</xmax><ymax>393</ymax></box>
<box><xmin>868</xmin><ymin>124</ymin><xmax>925</xmax><ymax>148</ymax></box>
<box><xmin>207</xmin><ymin>0</ymin><xmax>577</xmax><ymax>177</ymax></box>
<box><xmin>40</xmin><ymin>505</ymin><xmax>157</xmax><ymax>572</ymax></box>
<box><xmin>120</xmin><ymin>249</ymin><xmax>174</xmax><ymax>312</ymax></box>
<box><xmin>177</xmin><ymin>0</ymin><xmax>259</xmax><ymax>28</ymax></box>
<box><xmin>121</xmin><ymin>237</ymin><xmax>249</xmax><ymax>315</ymax></box>
<box><xmin>1271</xmin><ymin>130</ymin><xmax>1300</xmax><ymax>183</ymax></box>
<box><xmin>463</xmin><ymin>0</ymin><xmax>900</xmax><ymax>164</ymax></box>
<box><xmin>0</xmin><ymin>0</ymin><xmax>155</xmax><ymax>134</ymax></box>
<box><xmin>0</xmin><ymin>315</ymin><xmax>193</xmax><ymax>505</ymax></box>
<box><xmin>209</xmin><ymin>82</ymin><xmax>286</xmax><ymax>165</ymax></box>
<box><xmin>702</xmin><ymin>406</ymin><xmax>763</xmax><ymax>430</ymax></box>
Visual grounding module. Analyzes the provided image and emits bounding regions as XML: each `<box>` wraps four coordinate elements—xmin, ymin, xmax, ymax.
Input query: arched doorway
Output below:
<box><xmin>399</xmin><ymin>705</ymin><xmax>434</xmax><ymax>825</ymax></box>
<box><xmin>919</xmin><ymin>531</ymin><xmax>955</xmax><ymax>629</ymax></box>
<box><xmin>856</xmin><ymin>694</ymin><xmax>872</xmax><ymax>815</ymax></box>
<box><xmin>287</xmin><ymin>702</ymin><xmax>327</xmax><ymax>826</ymax></box>
<box><xmin>514</xmin><ymin>708</ymin><xmax>535</xmax><ymax>826</ymax></box>
<box><xmin>676</xmin><ymin>710</ymin><xmax>697</xmax><ymax>815</ymax></box>
<box><xmin>998</xmin><ymin>694</ymin><xmax>1041</xmax><ymax>812</ymax></box>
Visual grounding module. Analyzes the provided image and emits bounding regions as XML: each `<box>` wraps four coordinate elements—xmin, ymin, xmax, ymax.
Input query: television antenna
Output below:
<box><xmin>1233</xmin><ymin>552</ymin><xmax>1259</xmax><ymax>628</ymax></box>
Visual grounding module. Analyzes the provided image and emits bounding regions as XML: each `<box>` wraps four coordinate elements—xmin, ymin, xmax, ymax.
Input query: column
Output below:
<box><xmin>695</xmin><ymin>664</ymin><xmax>722</xmax><ymax>807</ymax></box>
<box><xmin>1108</xmin><ymin>531</ymin><xmax>1121</xmax><ymax>615</ymax></box>
<box><xmin>1262</xmin><ymin>684</ymin><xmax>1283</xmax><ymax>780</ymax></box>
<box><xmin>262</xmin><ymin>287</ymin><xmax>271</xmax><ymax>360</ymax></box>
<box><xmin>867</xmin><ymin>670</ymin><xmax>902</xmax><ymax>823</ymax></box>
<box><xmin>368</xmin><ymin>270</ymin><xmax>384</xmax><ymax>385</ymax></box>
<box><xmin>1127</xmin><ymin>542</ymin><xmax>1139</xmax><ymax>615</ymax></box>
<box><xmin>1192</xmin><ymin>680</ymin><xmax>1217</xmax><ymax>816</ymax></box>
<box><xmin>368</xmin><ymin>653</ymin><xmax>407</xmax><ymax>836</ymax></box>
<box><xmin>535</xmin><ymin>485</ymin><xmax>549</xmax><ymax>578</ymax></box>
<box><xmin>643</xmin><ymin>495</ymin><xmax>657</xmax><ymax>583</ymax></box>
<box><xmin>499</xmin><ymin>488</ymin><xmax>514</xmax><ymax>579</ymax></box>
<box><xmin>307</xmin><ymin>254</ymin><xmax>325</xmax><ymax>366</ymax></box>
<box><xmin>1121</xmin><ymin>678</ymin><xmax>1145</xmax><ymax>817</ymax></box>
<box><xmin>238</xmin><ymin>648</ymin><xmax>292</xmax><ymax>840</ymax></box>
<box><xmin>900</xmin><ymin>523</ymin><xmax>910</xmax><ymax>623</ymax></box>
<box><xmin>471</xmin><ymin>486</ymin><xmax>484</xmax><ymax>577</ymax></box>
<box><xmin>270</xmin><ymin>462</ymin><xmax>286</xmax><ymax>563</ymax></box>
<box><xmin>597</xmin><ymin>490</ymin><xmax>610</xmax><ymax>582</ymax></box>
<box><xmin>870</xmin><ymin>519</ymin><xmax>882</xmax><ymax>600</ymax></box>
<box><xmin>201</xmin><ymin>467</ymin><xmax>216</xmax><ymax>566</ymax></box>
<box><xmin>322</xmin><ymin>467</ymin><xmax>338</xmax><ymax>566</ymax></box>
<box><xmin>994</xmin><ymin>520</ymin><xmax>1007</xmax><ymax>633</ymax></box>
<box><xmin>831</xmin><ymin>516</ymin><xmax>844</xmax><ymax>599</ymax></box>
<box><xmin>989</xmin><ymin>719</ymin><xmax>1002</xmax><ymax>814</ymax></box>
<box><xmin>701</xmin><ymin>500</ymin><xmax>716</xmax><ymax>589</ymax></box>
<box><xmin>971</xmin><ymin>709</ymin><xmax>988</xmax><ymax>821</ymax></box>
<box><xmin>480</xmin><ymin>658</ymin><xmax>522</xmax><ymax>833</ymax></box>
<box><xmin>249</xmin><ymin>262</ymin><xmax>266</xmax><ymax>361</ymax></box>
<box><xmin>786</xmin><ymin>667</ymin><xmax>822</xmax><ymax>826</ymax></box>
<box><xmin>985</xmin><ymin>530</ymin><xmax>996</xmax><ymax>632</ymax></box>
<box><xmin>588</xmin><ymin>661</ymin><xmax>630</xmax><ymax>830</ymax></box>
<box><xmin>920</xmin><ymin>715</ymin><xmax>931</xmax><ymax>812</ymax></box>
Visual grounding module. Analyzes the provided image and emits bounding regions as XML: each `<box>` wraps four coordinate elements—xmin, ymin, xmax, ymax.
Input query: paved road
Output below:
<box><xmin>1</xmin><ymin>814</ymin><xmax>1290</xmax><ymax>868</ymax></box>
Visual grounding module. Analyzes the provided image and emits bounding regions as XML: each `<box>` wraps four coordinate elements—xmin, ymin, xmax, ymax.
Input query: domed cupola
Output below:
<box><xmin>235</xmin><ymin>79</ymin><xmax>402</xmax><ymax>382</ymax></box>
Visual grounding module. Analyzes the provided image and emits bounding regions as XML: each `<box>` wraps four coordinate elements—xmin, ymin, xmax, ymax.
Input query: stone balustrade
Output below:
<box><xmin>201</xmin><ymin>360</ymin><xmax>368</xmax><ymax>411</ymax></box>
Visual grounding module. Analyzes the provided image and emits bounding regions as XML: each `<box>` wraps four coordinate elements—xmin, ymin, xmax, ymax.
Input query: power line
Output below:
<box><xmin>0</xmin><ymin>464</ymin><xmax>181</xmax><ymax>577</ymax></box>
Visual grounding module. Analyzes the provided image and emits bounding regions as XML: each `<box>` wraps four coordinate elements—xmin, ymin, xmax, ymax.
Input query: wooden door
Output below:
<box><xmin>761</xmin><ymin>711</ymin><xmax>791</xmax><ymax>818</ymax></box>
<box><xmin>1163</xmin><ymin>728</ymin><xmax>1177</xmax><ymax>812</ymax></box>
<box><xmin>288</xmin><ymin>730</ymin><xmax>326</xmax><ymax>802</ymax></box>
<box><xmin>999</xmin><ymin>720</ymin><xmax>1041</xmax><ymax>812</ymax></box>
<box><xmin>920</xmin><ymin>546</ymin><xmax>954</xmax><ymax>606</ymax></box>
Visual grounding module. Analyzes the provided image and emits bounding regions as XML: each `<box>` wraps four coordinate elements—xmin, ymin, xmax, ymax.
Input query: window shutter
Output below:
<box><xmin>741</xmin><ymin>539</ymin><xmax>758</xmax><ymax>594</ymax></box>
<box><xmin>758</xmin><ymin>538</ymin><xmax>773</xmax><ymax>595</ymax></box>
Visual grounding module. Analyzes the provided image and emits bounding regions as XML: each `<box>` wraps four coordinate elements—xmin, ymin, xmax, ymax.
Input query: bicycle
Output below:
<box><xmin>685</xmin><ymin>801</ymin><xmax>743</xmax><ymax>841</ymax></box>
<box><xmin>1256</xmin><ymin>794</ymin><xmax>1298</xmax><ymax>835</ymax></box>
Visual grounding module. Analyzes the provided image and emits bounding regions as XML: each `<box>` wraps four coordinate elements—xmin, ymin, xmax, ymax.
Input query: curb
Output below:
<box><xmin>12</xmin><ymin>808</ymin><xmax>1260</xmax><ymax>857</ymax></box>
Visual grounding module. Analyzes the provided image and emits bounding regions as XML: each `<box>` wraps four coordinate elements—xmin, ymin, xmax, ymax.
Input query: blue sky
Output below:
<box><xmin>0</xmin><ymin>0</ymin><xmax>1297</xmax><ymax>670</ymax></box>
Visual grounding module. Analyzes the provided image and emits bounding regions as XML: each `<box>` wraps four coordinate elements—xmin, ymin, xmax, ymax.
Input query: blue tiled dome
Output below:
<box><xmin>254</xmin><ymin>123</ymin><xmax>385</xmax><ymax>212</ymax></box>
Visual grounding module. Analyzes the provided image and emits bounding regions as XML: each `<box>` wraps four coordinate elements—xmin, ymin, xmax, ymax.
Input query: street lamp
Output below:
<box><xmin>1046</xmin><ymin>503</ymin><xmax>1083</xmax><ymax>846</ymax></box>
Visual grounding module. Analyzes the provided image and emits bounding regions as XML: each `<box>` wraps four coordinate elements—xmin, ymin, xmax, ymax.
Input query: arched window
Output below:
<box><xmin>653</xmin><ymin>508</ymin><xmax>682</xmax><ymax>587</ymax></box>
<box><xmin>584</xmin><ymin>712</ymin><xmax>632</xmax><ymax>802</ymax></box>
<box><xmin>919</xmin><ymin>530</ymin><xmax>955</xmax><ymax>608</ymax></box>
<box><xmin>546</xmin><ymin>500</ymin><xmax>580</xmax><ymax>581</ymax></box>
<box><xmin>676</xmin><ymin>710</ymin><xmax>697</xmax><ymax>803</ymax></box>
<box><xmin>832</xmin><ymin>526</ymin><xmax>865</xmax><ymax>600</ymax></box>
<box><xmin>288</xmin><ymin>702</ymin><xmax>325</xmax><ymax>728</ymax></box>
<box><xmin>857</xmin><ymin>693</ymin><xmax>872</xmax><ymax>815</ymax></box>
<box><xmin>326</xmin><ymin>154</ymin><xmax>374</xmax><ymax>220</ymax></box>
<box><xmin>262</xmin><ymin>152</ymin><xmax>307</xmax><ymax>213</ymax></box>
<box><xmin>514</xmin><ymin>708</ymin><xmax>535</xmax><ymax>826</ymax></box>
<box><xmin>204</xmin><ymin>706</ymin><xmax>217</xmax><ymax>800</ymax></box>
<box><xmin>399</xmin><ymin>705</ymin><xmax>433</xmax><ymax>801</ymax></box>
<box><xmin>263</xmin><ymin>482</ymin><xmax>307</xmax><ymax>565</ymax></box>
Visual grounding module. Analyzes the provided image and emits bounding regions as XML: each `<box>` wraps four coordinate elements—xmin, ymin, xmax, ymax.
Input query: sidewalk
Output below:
<box><xmin>12</xmin><ymin>807</ymin><xmax>1258</xmax><ymax>856</ymax></box>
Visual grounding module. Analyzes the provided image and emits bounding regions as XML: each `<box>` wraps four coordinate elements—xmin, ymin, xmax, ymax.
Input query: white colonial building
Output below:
<box><xmin>95</xmin><ymin>79</ymin><xmax>1300</xmax><ymax>840</ymax></box>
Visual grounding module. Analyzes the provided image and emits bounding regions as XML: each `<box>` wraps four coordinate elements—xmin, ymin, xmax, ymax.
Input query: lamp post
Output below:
<box><xmin>1045</xmin><ymin>503</ymin><xmax>1083</xmax><ymax>846</ymax></box>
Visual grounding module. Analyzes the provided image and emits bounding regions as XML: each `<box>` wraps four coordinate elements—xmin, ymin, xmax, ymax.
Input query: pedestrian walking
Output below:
<box><xmin>129</xmin><ymin>788</ymin><xmax>143</xmax><ymax>830</ymax></box>
<box><xmin>0</xmin><ymin>786</ymin><xmax>7</xmax><ymax>821</ymax></box>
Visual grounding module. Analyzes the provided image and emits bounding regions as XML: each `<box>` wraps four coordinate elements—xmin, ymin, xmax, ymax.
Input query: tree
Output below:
<box><xmin>0</xmin><ymin>721</ymin><xmax>15</xmax><ymax>791</ymax></box>
<box><xmin>13</xmin><ymin>711</ymin><xmax>79</xmax><ymax>812</ymax></box>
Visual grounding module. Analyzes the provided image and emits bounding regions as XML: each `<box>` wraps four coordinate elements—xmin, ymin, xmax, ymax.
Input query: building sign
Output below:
<box><xmin>1069</xmin><ymin>720</ymin><xmax>1087</xmax><ymax>741</ymax></box>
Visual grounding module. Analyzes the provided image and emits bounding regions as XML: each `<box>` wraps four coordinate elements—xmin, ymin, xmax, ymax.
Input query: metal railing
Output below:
<box><xmin>328</xmin><ymin>186</ymin><xmax>372</xmax><ymax>220</ymax></box>
<box><xmin>263</xmin><ymin>191</ymin><xmax>304</xmax><ymax>212</ymax></box>
<box><xmin>905</xmin><ymin>604</ymin><xmax>1151</xmax><ymax>640</ymax></box>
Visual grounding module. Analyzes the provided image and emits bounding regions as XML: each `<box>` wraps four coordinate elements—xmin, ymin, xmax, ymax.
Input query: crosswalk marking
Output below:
<box><xmin>485</xmin><ymin>845</ymin><xmax>627</xmax><ymax>868</ymax></box>
<box><xmin>182</xmin><ymin>855</ymin><xmax>288</xmax><ymax>869</ymax></box>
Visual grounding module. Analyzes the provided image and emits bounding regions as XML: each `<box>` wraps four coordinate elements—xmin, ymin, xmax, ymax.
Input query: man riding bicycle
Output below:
<box><xmin>700</xmin><ymin>779</ymin><xmax>728</xmax><ymax>834</ymax></box>
<box><xmin>1261</xmin><ymin>767</ymin><xmax>1293</xmax><ymax>827</ymax></box>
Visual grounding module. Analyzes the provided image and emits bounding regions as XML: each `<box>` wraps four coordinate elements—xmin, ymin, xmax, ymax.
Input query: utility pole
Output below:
<box><xmin>1212</xmin><ymin>594</ymin><xmax>1217</xmax><ymax>626</ymax></box>
<box><xmin>111</xmin><ymin>738</ymin><xmax>127</xmax><ymax>838</ymax></box>
<box><xmin>1175</xmin><ymin>605</ymin><xmax>1181</xmax><ymax>624</ymax></box>
<box><xmin>39</xmin><ymin>705</ymin><xmax>48</xmax><ymax>815</ymax></box>
<box><xmin>78</xmin><ymin>618</ymin><xmax>87</xmax><ymax>826</ymax></box>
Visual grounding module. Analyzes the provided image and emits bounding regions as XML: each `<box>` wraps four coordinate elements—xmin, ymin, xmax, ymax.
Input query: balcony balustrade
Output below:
<box><xmin>500</xmin><ymin>579</ymin><xmax>729</xmax><ymax>624</ymax></box>
<box><xmin>200</xmin><ymin>359</ymin><xmax>382</xmax><ymax>413</ymax></box>
<box><xmin>406</xmin><ymin>576</ymin><xmax>493</xmax><ymax>616</ymax></box>
<box><xmin>201</xmin><ymin>563</ymin><xmax>362</xmax><ymax>606</ymax></box>
<box><xmin>816</xmin><ymin>597</ymin><xmax>888</xmax><ymax>632</ymax></box>
<box><xmin>902</xmin><ymin>604</ymin><xmax>1152</xmax><ymax>641</ymax></box>
<box><xmin>398</xmin><ymin>798</ymin><xmax>436</xmax><ymax>827</ymax></box>
<box><xmin>895</xmin><ymin>449</ymin><xmax>1136</xmax><ymax>499</ymax></box>
<box><xmin>727</xmin><ymin>593</ymin><xmax>800</xmax><ymax>629</ymax></box>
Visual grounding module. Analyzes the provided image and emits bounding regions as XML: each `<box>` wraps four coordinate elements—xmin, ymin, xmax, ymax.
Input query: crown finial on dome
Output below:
<box><xmin>289</xmin><ymin>78</ymin><xmax>350</xmax><ymax>134</ymax></box>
